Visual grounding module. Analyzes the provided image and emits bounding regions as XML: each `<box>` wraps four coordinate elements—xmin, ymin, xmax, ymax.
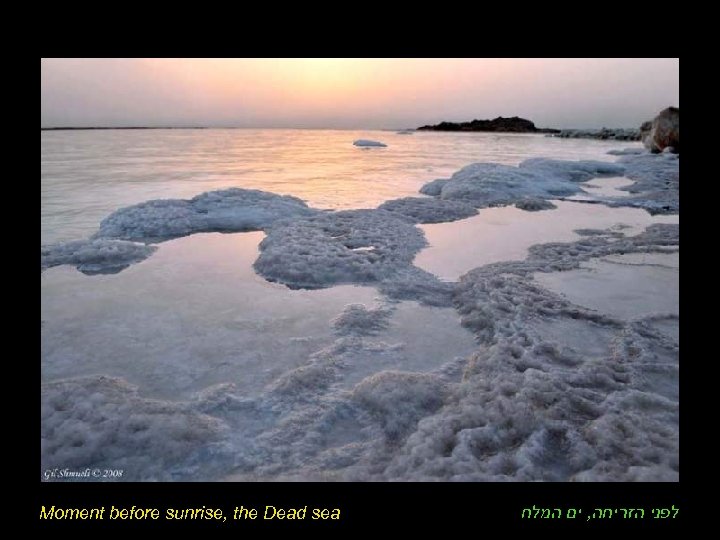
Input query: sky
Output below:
<box><xmin>41</xmin><ymin>58</ymin><xmax>679</xmax><ymax>129</ymax></box>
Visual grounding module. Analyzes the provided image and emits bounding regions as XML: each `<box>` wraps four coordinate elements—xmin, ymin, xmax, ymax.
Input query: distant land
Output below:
<box><xmin>41</xmin><ymin>127</ymin><xmax>209</xmax><ymax>131</ymax></box>
<box><xmin>417</xmin><ymin>116</ymin><xmax>560</xmax><ymax>134</ymax></box>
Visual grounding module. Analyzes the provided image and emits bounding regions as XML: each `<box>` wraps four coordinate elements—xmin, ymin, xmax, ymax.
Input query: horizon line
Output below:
<box><xmin>40</xmin><ymin>126</ymin><xmax>414</xmax><ymax>131</ymax></box>
<box><xmin>40</xmin><ymin>124</ymin><xmax>638</xmax><ymax>132</ymax></box>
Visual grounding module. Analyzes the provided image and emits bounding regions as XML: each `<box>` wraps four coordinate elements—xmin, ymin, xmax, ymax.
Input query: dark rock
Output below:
<box><xmin>556</xmin><ymin>128</ymin><xmax>641</xmax><ymax>141</ymax></box>
<box><xmin>643</xmin><ymin>107</ymin><xmax>679</xmax><ymax>154</ymax></box>
<box><xmin>417</xmin><ymin>116</ymin><xmax>559</xmax><ymax>134</ymax></box>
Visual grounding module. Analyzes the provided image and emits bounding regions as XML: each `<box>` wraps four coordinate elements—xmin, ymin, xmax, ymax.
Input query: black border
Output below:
<box><xmin>35</xmin><ymin>482</ymin><xmax>685</xmax><ymax>532</ymax></box>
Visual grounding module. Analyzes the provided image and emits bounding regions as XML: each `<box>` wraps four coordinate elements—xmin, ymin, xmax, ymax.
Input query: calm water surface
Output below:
<box><xmin>41</xmin><ymin>129</ymin><xmax>637</xmax><ymax>243</ymax></box>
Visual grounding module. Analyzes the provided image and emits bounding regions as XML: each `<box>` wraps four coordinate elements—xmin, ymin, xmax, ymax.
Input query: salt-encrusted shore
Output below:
<box><xmin>41</xmin><ymin>148</ymin><xmax>679</xmax><ymax>481</ymax></box>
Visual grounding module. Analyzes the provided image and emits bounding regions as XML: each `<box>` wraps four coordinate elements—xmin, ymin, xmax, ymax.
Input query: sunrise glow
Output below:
<box><xmin>41</xmin><ymin>58</ymin><xmax>679</xmax><ymax>129</ymax></box>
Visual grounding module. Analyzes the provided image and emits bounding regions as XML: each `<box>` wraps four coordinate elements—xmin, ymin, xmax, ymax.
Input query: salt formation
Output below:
<box><xmin>607</xmin><ymin>153</ymin><xmax>679</xmax><ymax>214</ymax></box>
<box><xmin>419</xmin><ymin>154</ymin><xmax>677</xmax><ymax>217</ymax></box>
<box><xmin>41</xmin><ymin>239</ymin><xmax>157</xmax><ymax>275</ymax></box>
<box><xmin>518</xmin><ymin>158</ymin><xmax>625</xmax><ymax>181</ymax></box>
<box><xmin>378</xmin><ymin>197</ymin><xmax>478</xmax><ymax>223</ymax></box>
<box><xmin>420</xmin><ymin>160</ymin><xmax>624</xmax><ymax>207</ymax></box>
<box><xmin>96</xmin><ymin>188</ymin><xmax>315</xmax><ymax>242</ymax></box>
<box><xmin>332</xmin><ymin>304</ymin><xmax>393</xmax><ymax>336</ymax></box>
<box><xmin>418</xmin><ymin>178</ymin><xmax>449</xmax><ymax>196</ymax></box>
<box><xmin>514</xmin><ymin>198</ymin><xmax>557</xmax><ymax>211</ymax></box>
<box><xmin>253</xmin><ymin>209</ymin><xmax>456</xmax><ymax>306</ymax></box>
<box><xmin>372</xmin><ymin>225</ymin><xmax>678</xmax><ymax>481</ymax></box>
<box><xmin>255</xmin><ymin>209</ymin><xmax>417</xmax><ymax>285</ymax></box>
<box><xmin>353</xmin><ymin>139</ymin><xmax>387</xmax><ymax>147</ymax></box>
<box><xmin>41</xmin><ymin>188</ymin><xmax>314</xmax><ymax>274</ymax></box>
<box><xmin>41</xmin><ymin>376</ymin><xmax>228</xmax><ymax>480</ymax></box>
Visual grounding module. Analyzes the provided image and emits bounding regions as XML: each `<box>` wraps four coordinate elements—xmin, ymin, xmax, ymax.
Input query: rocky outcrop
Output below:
<box><xmin>555</xmin><ymin>128</ymin><xmax>641</xmax><ymax>141</ymax></box>
<box><xmin>642</xmin><ymin>107</ymin><xmax>679</xmax><ymax>154</ymax></box>
<box><xmin>417</xmin><ymin>116</ymin><xmax>560</xmax><ymax>134</ymax></box>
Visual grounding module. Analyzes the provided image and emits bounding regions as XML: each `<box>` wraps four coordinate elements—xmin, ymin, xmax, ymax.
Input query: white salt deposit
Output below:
<box><xmin>378</xmin><ymin>197</ymin><xmax>478</xmax><ymax>224</ymax></box>
<box><xmin>353</xmin><ymin>139</ymin><xmax>387</xmax><ymax>147</ymax></box>
<box><xmin>41</xmin><ymin>239</ymin><xmax>157</xmax><ymax>275</ymax></box>
<box><xmin>254</xmin><ymin>209</ymin><xmax>427</xmax><ymax>290</ymax></box>
<box><xmin>577</xmin><ymin>176</ymin><xmax>635</xmax><ymax>198</ymax></box>
<box><xmin>423</xmin><ymin>159</ymin><xmax>624</xmax><ymax>208</ymax></box>
<box><xmin>96</xmin><ymin>188</ymin><xmax>315</xmax><ymax>242</ymax></box>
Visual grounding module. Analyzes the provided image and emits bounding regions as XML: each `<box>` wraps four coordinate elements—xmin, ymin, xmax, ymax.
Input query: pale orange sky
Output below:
<box><xmin>40</xmin><ymin>58</ymin><xmax>679</xmax><ymax>129</ymax></box>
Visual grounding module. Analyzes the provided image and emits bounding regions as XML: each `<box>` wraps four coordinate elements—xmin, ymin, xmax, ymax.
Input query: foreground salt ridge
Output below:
<box><xmin>41</xmin><ymin>188</ymin><xmax>316</xmax><ymax>275</ymax></box>
<box><xmin>40</xmin><ymin>239</ymin><xmax>157</xmax><ymax>275</ymax></box>
<box><xmin>41</xmin><ymin>223</ymin><xmax>679</xmax><ymax>481</ymax></box>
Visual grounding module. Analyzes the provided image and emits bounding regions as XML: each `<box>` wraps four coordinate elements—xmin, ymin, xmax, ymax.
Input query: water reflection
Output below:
<box><xmin>414</xmin><ymin>201</ymin><xmax>679</xmax><ymax>281</ymax></box>
<box><xmin>41</xmin><ymin>232</ymin><xmax>476</xmax><ymax>400</ymax></box>
<box><xmin>41</xmin><ymin>129</ymin><xmax>639</xmax><ymax>243</ymax></box>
